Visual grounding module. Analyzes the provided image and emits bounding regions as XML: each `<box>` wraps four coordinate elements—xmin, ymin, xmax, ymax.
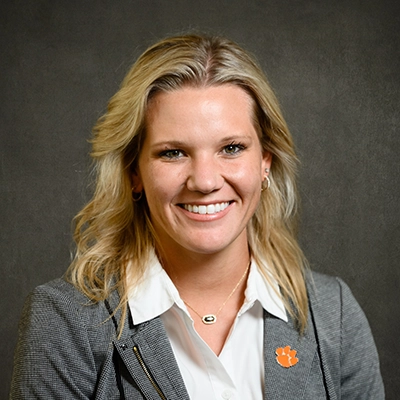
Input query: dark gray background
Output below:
<box><xmin>1</xmin><ymin>0</ymin><xmax>399</xmax><ymax>398</ymax></box>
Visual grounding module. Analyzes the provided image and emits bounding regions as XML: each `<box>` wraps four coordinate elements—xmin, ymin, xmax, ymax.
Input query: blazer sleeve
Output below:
<box><xmin>336</xmin><ymin>277</ymin><xmax>385</xmax><ymax>399</ymax></box>
<box><xmin>10</xmin><ymin>280</ymin><xmax>99</xmax><ymax>399</ymax></box>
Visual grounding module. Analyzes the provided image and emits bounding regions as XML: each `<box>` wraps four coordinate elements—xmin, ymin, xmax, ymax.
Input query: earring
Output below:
<box><xmin>132</xmin><ymin>186</ymin><xmax>143</xmax><ymax>202</ymax></box>
<box><xmin>261</xmin><ymin>168</ymin><xmax>270</xmax><ymax>192</ymax></box>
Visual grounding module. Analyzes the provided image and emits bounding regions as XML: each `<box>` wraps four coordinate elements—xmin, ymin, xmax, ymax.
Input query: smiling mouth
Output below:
<box><xmin>182</xmin><ymin>202</ymin><xmax>230</xmax><ymax>215</ymax></box>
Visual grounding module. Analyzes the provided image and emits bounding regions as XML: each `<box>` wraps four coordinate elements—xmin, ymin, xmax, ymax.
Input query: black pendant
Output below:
<box><xmin>202</xmin><ymin>314</ymin><xmax>217</xmax><ymax>324</ymax></box>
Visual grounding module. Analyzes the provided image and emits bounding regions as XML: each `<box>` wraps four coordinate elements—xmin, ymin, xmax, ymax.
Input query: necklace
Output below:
<box><xmin>183</xmin><ymin>261</ymin><xmax>251</xmax><ymax>325</ymax></box>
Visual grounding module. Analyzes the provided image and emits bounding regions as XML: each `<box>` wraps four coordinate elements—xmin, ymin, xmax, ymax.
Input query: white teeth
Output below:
<box><xmin>199</xmin><ymin>205</ymin><xmax>207</xmax><ymax>214</ymax></box>
<box><xmin>206</xmin><ymin>204</ymin><xmax>215</xmax><ymax>214</ymax></box>
<box><xmin>183</xmin><ymin>202</ymin><xmax>230</xmax><ymax>215</ymax></box>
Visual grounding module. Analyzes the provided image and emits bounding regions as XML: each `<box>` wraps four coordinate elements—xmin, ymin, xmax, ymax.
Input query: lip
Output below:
<box><xmin>183</xmin><ymin>201</ymin><xmax>230</xmax><ymax>215</ymax></box>
<box><xmin>177</xmin><ymin>201</ymin><xmax>233</xmax><ymax>221</ymax></box>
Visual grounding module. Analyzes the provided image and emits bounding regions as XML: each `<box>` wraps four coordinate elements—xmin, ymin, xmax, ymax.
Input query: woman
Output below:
<box><xmin>10</xmin><ymin>34</ymin><xmax>384</xmax><ymax>399</ymax></box>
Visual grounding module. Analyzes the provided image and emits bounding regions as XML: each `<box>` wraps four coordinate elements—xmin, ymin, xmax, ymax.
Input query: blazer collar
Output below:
<box><xmin>263</xmin><ymin>309</ymin><xmax>318</xmax><ymax>400</ymax></box>
<box><xmin>114</xmin><ymin>317</ymin><xmax>190</xmax><ymax>400</ymax></box>
<box><xmin>113</xmin><ymin>298</ymin><xmax>320</xmax><ymax>400</ymax></box>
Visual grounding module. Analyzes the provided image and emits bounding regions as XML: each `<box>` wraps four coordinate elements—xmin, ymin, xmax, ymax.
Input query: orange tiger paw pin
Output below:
<box><xmin>275</xmin><ymin>346</ymin><xmax>299</xmax><ymax>368</ymax></box>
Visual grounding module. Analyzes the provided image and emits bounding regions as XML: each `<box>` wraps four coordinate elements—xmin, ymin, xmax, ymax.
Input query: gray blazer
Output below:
<box><xmin>10</xmin><ymin>272</ymin><xmax>384</xmax><ymax>399</ymax></box>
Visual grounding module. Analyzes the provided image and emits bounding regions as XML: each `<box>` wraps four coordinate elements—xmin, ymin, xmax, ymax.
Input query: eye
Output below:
<box><xmin>159</xmin><ymin>149</ymin><xmax>184</xmax><ymax>159</ymax></box>
<box><xmin>222</xmin><ymin>143</ymin><xmax>246</xmax><ymax>155</ymax></box>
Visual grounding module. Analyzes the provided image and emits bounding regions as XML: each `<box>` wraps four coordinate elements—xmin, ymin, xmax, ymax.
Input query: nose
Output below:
<box><xmin>186</xmin><ymin>156</ymin><xmax>224</xmax><ymax>193</ymax></box>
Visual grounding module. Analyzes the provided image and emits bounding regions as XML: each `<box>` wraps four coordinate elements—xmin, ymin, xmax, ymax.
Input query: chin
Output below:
<box><xmin>178</xmin><ymin>236</ymin><xmax>239</xmax><ymax>255</ymax></box>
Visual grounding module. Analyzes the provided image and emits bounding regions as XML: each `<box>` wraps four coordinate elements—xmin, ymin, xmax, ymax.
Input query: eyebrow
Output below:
<box><xmin>151</xmin><ymin>140</ymin><xmax>187</xmax><ymax>148</ymax></box>
<box><xmin>151</xmin><ymin>135</ymin><xmax>254</xmax><ymax>148</ymax></box>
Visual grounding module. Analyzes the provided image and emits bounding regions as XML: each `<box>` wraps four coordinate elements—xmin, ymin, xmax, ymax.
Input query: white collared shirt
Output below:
<box><xmin>128</xmin><ymin>254</ymin><xmax>287</xmax><ymax>400</ymax></box>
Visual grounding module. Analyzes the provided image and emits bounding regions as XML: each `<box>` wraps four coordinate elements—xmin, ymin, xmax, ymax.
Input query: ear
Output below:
<box><xmin>262</xmin><ymin>151</ymin><xmax>272</xmax><ymax>175</ymax></box>
<box><xmin>131</xmin><ymin>170</ymin><xmax>143</xmax><ymax>193</ymax></box>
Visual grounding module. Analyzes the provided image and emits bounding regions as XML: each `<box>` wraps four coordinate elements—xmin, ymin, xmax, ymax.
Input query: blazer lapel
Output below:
<box><xmin>113</xmin><ymin>299</ymin><xmax>320</xmax><ymax>399</ymax></box>
<box><xmin>115</xmin><ymin>317</ymin><xmax>190</xmax><ymax>400</ymax></box>
<box><xmin>264</xmin><ymin>310</ymin><xmax>317</xmax><ymax>400</ymax></box>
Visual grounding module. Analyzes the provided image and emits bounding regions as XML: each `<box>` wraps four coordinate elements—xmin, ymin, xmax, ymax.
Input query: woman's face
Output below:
<box><xmin>134</xmin><ymin>85</ymin><xmax>271</xmax><ymax>257</ymax></box>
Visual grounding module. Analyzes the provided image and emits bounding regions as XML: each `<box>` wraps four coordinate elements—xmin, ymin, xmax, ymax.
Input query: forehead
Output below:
<box><xmin>145</xmin><ymin>84</ymin><xmax>255</xmax><ymax>128</ymax></box>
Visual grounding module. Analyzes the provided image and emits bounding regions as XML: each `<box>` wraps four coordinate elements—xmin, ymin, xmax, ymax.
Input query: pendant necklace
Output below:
<box><xmin>183</xmin><ymin>261</ymin><xmax>251</xmax><ymax>325</ymax></box>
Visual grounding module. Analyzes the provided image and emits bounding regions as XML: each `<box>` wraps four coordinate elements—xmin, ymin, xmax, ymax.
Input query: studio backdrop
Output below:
<box><xmin>1</xmin><ymin>1</ymin><xmax>399</xmax><ymax>398</ymax></box>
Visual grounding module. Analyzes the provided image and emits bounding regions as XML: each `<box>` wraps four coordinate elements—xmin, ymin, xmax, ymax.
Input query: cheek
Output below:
<box><xmin>231</xmin><ymin>160</ymin><xmax>263</xmax><ymax>192</ymax></box>
<box><xmin>142</xmin><ymin>166</ymin><xmax>181</xmax><ymax>202</ymax></box>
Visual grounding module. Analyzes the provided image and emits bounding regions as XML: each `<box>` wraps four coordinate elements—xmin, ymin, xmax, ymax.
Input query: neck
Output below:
<box><xmin>158</xmin><ymin>244</ymin><xmax>251</xmax><ymax>293</ymax></box>
<box><xmin>156</xmin><ymin>241</ymin><xmax>251</xmax><ymax>354</ymax></box>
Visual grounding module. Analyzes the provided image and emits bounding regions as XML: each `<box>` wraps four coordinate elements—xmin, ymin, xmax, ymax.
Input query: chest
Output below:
<box><xmin>92</xmin><ymin>313</ymin><xmax>330</xmax><ymax>400</ymax></box>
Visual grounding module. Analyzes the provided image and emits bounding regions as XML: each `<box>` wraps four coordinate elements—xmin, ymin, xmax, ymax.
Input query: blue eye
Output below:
<box><xmin>223</xmin><ymin>143</ymin><xmax>246</xmax><ymax>155</ymax></box>
<box><xmin>159</xmin><ymin>149</ymin><xmax>183</xmax><ymax>159</ymax></box>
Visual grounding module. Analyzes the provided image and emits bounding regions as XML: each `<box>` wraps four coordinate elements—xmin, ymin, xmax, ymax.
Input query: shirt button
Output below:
<box><xmin>221</xmin><ymin>389</ymin><xmax>233</xmax><ymax>399</ymax></box>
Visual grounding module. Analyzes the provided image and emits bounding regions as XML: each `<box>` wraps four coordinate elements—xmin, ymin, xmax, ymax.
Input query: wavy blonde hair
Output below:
<box><xmin>68</xmin><ymin>34</ymin><xmax>308</xmax><ymax>333</ymax></box>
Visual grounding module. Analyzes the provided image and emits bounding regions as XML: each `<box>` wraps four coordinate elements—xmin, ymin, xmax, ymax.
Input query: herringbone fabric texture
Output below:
<box><xmin>10</xmin><ymin>272</ymin><xmax>384</xmax><ymax>399</ymax></box>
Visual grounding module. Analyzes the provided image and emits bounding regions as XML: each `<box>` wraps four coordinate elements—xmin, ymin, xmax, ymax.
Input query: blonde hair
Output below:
<box><xmin>68</xmin><ymin>34</ymin><xmax>308</xmax><ymax>333</ymax></box>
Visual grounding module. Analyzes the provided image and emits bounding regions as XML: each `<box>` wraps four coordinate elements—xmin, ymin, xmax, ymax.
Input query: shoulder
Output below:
<box><xmin>21</xmin><ymin>277</ymin><xmax>111</xmax><ymax>329</ymax></box>
<box><xmin>27</xmin><ymin>277</ymin><xmax>89</xmax><ymax>306</ymax></box>
<box><xmin>16</xmin><ymin>277</ymin><xmax>119</xmax><ymax>356</ymax></box>
<box><xmin>306</xmin><ymin>270</ymin><xmax>372</xmax><ymax>330</ymax></box>
<box><xmin>305</xmin><ymin>271</ymin><xmax>385</xmax><ymax>399</ymax></box>
<box><xmin>15</xmin><ymin>277</ymin><xmax>126</xmax><ymax>372</ymax></box>
<box><xmin>305</xmin><ymin>270</ymin><xmax>371</xmax><ymax>341</ymax></box>
<box><xmin>11</xmin><ymin>278</ymin><xmax>121</xmax><ymax>398</ymax></box>
<box><xmin>306</xmin><ymin>270</ymin><xmax>359</xmax><ymax>309</ymax></box>
<box><xmin>306</xmin><ymin>269</ymin><xmax>348</xmax><ymax>293</ymax></box>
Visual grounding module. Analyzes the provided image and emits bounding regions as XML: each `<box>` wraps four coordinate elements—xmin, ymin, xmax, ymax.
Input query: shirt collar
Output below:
<box><xmin>242</xmin><ymin>260</ymin><xmax>288</xmax><ymax>321</ymax></box>
<box><xmin>127</xmin><ymin>252</ymin><xmax>180</xmax><ymax>325</ymax></box>
<box><xmin>127</xmin><ymin>253</ymin><xmax>288</xmax><ymax>325</ymax></box>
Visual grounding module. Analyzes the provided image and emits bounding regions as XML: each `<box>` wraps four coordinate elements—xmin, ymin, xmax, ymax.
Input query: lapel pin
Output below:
<box><xmin>276</xmin><ymin>346</ymin><xmax>299</xmax><ymax>368</ymax></box>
